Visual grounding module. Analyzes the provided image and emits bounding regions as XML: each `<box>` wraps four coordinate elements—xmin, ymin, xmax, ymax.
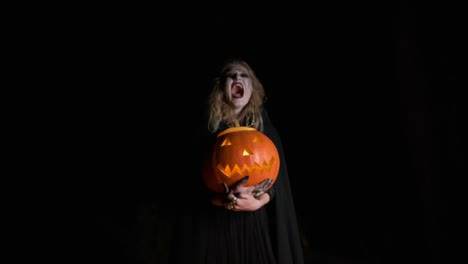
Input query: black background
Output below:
<box><xmin>51</xmin><ymin>2</ymin><xmax>464</xmax><ymax>264</ymax></box>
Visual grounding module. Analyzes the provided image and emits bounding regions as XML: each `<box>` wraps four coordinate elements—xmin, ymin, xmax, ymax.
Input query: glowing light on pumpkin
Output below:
<box><xmin>203</xmin><ymin>126</ymin><xmax>280</xmax><ymax>193</ymax></box>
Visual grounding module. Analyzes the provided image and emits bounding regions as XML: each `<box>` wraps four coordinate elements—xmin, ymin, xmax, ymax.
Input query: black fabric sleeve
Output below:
<box><xmin>266</xmin><ymin>185</ymin><xmax>275</xmax><ymax>201</ymax></box>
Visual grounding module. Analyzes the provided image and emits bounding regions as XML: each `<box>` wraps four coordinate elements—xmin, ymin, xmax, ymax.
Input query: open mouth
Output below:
<box><xmin>231</xmin><ymin>83</ymin><xmax>244</xmax><ymax>98</ymax></box>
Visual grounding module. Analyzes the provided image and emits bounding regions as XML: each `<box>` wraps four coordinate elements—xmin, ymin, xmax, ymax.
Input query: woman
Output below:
<box><xmin>136</xmin><ymin>59</ymin><xmax>304</xmax><ymax>264</ymax></box>
<box><xmin>193</xmin><ymin>59</ymin><xmax>304</xmax><ymax>264</ymax></box>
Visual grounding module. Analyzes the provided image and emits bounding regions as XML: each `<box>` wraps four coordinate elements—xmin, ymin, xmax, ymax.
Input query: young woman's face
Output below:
<box><xmin>223</xmin><ymin>64</ymin><xmax>253</xmax><ymax>111</ymax></box>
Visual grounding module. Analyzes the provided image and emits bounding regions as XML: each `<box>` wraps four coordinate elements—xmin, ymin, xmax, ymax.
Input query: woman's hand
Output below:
<box><xmin>224</xmin><ymin>177</ymin><xmax>274</xmax><ymax>211</ymax></box>
<box><xmin>252</xmin><ymin>178</ymin><xmax>273</xmax><ymax>197</ymax></box>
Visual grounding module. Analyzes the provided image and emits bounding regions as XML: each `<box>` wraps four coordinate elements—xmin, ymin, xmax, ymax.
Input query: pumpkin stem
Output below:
<box><xmin>234</xmin><ymin>119</ymin><xmax>240</xmax><ymax>127</ymax></box>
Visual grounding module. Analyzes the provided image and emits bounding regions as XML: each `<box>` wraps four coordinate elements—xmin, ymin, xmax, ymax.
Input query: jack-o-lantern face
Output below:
<box><xmin>203</xmin><ymin>126</ymin><xmax>280</xmax><ymax>193</ymax></box>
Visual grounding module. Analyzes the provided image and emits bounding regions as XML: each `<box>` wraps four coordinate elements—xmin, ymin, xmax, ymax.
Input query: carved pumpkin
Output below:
<box><xmin>203</xmin><ymin>126</ymin><xmax>280</xmax><ymax>193</ymax></box>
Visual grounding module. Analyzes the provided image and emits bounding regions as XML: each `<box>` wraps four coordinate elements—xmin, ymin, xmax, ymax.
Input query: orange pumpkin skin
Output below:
<box><xmin>203</xmin><ymin>126</ymin><xmax>280</xmax><ymax>193</ymax></box>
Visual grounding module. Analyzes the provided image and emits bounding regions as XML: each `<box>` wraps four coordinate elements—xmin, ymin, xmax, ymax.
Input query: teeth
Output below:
<box><xmin>217</xmin><ymin>159</ymin><xmax>276</xmax><ymax>177</ymax></box>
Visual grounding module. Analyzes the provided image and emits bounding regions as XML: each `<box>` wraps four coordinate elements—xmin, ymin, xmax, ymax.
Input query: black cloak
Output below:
<box><xmin>134</xmin><ymin>109</ymin><xmax>304</xmax><ymax>264</ymax></box>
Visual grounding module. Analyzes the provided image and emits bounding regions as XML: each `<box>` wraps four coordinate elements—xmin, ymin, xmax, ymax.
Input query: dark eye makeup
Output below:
<box><xmin>226</xmin><ymin>72</ymin><xmax>249</xmax><ymax>79</ymax></box>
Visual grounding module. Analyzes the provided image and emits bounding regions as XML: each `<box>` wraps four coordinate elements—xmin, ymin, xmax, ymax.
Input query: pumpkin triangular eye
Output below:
<box><xmin>252</xmin><ymin>136</ymin><xmax>262</xmax><ymax>143</ymax></box>
<box><xmin>242</xmin><ymin>150</ymin><xmax>252</xmax><ymax>156</ymax></box>
<box><xmin>221</xmin><ymin>138</ymin><xmax>232</xmax><ymax>146</ymax></box>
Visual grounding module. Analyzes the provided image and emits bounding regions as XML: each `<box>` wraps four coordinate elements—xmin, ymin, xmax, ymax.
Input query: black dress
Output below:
<box><xmin>135</xmin><ymin>109</ymin><xmax>304</xmax><ymax>264</ymax></box>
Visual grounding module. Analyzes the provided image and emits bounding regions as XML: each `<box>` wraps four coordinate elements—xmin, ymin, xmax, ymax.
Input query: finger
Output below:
<box><xmin>252</xmin><ymin>179</ymin><xmax>273</xmax><ymax>197</ymax></box>
<box><xmin>225</xmin><ymin>202</ymin><xmax>234</xmax><ymax>210</ymax></box>
<box><xmin>223</xmin><ymin>183</ymin><xmax>230</xmax><ymax>194</ymax></box>
<box><xmin>262</xmin><ymin>178</ymin><xmax>273</xmax><ymax>190</ymax></box>
<box><xmin>236</xmin><ymin>176</ymin><xmax>249</xmax><ymax>186</ymax></box>
<box><xmin>255</xmin><ymin>179</ymin><xmax>270</xmax><ymax>191</ymax></box>
<box><xmin>253</xmin><ymin>190</ymin><xmax>264</xmax><ymax>197</ymax></box>
<box><xmin>232</xmin><ymin>185</ymin><xmax>254</xmax><ymax>194</ymax></box>
<box><xmin>231</xmin><ymin>176</ymin><xmax>250</xmax><ymax>192</ymax></box>
<box><xmin>264</xmin><ymin>178</ymin><xmax>273</xmax><ymax>189</ymax></box>
<box><xmin>227</xmin><ymin>189</ymin><xmax>236</xmax><ymax>201</ymax></box>
<box><xmin>258</xmin><ymin>181</ymin><xmax>268</xmax><ymax>190</ymax></box>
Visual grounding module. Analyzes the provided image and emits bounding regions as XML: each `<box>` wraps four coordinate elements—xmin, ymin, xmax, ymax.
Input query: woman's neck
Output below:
<box><xmin>232</xmin><ymin>107</ymin><xmax>242</xmax><ymax>117</ymax></box>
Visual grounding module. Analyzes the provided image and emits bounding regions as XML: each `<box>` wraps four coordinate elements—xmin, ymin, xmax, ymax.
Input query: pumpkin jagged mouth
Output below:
<box><xmin>216</xmin><ymin>157</ymin><xmax>277</xmax><ymax>178</ymax></box>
